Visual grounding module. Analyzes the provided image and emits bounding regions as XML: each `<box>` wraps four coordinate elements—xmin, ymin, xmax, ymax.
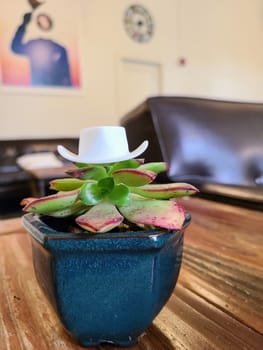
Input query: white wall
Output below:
<box><xmin>170</xmin><ymin>0</ymin><xmax>263</xmax><ymax>101</ymax></box>
<box><xmin>0</xmin><ymin>0</ymin><xmax>262</xmax><ymax>140</ymax></box>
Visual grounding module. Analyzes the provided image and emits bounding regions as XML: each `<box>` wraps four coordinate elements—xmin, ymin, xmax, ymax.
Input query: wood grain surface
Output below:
<box><xmin>0</xmin><ymin>198</ymin><xmax>262</xmax><ymax>350</ymax></box>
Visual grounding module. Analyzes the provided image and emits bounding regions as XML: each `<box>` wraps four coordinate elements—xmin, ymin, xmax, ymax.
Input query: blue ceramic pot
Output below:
<box><xmin>23</xmin><ymin>213</ymin><xmax>190</xmax><ymax>347</ymax></box>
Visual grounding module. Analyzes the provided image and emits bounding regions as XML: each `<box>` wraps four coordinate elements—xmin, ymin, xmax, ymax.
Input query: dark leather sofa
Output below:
<box><xmin>0</xmin><ymin>138</ymin><xmax>78</xmax><ymax>218</ymax></box>
<box><xmin>121</xmin><ymin>96</ymin><xmax>263</xmax><ymax>209</ymax></box>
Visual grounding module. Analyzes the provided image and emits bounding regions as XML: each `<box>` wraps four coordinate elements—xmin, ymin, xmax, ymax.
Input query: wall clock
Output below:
<box><xmin>123</xmin><ymin>5</ymin><xmax>154</xmax><ymax>43</ymax></box>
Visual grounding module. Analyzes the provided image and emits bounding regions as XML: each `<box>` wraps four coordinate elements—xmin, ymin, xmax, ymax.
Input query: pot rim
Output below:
<box><xmin>23</xmin><ymin>213</ymin><xmax>190</xmax><ymax>252</ymax></box>
<box><xmin>23</xmin><ymin>213</ymin><xmax>191</xmax><ymax>240</ymax></box>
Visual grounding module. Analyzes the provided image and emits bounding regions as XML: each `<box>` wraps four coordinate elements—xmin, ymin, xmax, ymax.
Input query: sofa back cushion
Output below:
<box><xmin>149</xmin><ymin>97</ymin><xmax>263</xmax><ymax>187</ymax></box>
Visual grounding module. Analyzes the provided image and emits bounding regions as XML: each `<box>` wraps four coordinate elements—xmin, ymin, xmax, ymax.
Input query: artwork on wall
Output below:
<box><xmin>0</xmin><ymin>0</ymin><xmax>82</xmax><ymax>93</ymax></box>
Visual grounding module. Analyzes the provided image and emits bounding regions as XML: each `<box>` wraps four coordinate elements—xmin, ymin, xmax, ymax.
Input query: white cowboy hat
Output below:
<box><xmin>57</xmin><ymin>126</ymin><xmax>149</xmax><ymax>164</ymax></box>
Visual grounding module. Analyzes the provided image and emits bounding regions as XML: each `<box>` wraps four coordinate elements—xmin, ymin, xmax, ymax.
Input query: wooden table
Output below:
<box><xmin>0</xmin><ymin>198</ymin><xmax>262</xmax><ymax>349</ymax></box>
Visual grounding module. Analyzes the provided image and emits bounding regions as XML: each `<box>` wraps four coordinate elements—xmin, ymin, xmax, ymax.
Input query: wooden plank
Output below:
<box><xmin>155</xmin><ymin>286</ymin><xmax>262</xmax><ymax>350</ymax></box>
<box><xmin>180</xmin><ymin>247</ymin><xmax>263</xmax><ymax>334</ymax></box>
<box><xmin>179</xmin><ymin>198</ymin><xmax>263</xmax><ymax>334</ymax></box>
<box><xmin>0</xmin><ymin>217</ymin><xmax>24</xmax><ymax>236</ymax></box>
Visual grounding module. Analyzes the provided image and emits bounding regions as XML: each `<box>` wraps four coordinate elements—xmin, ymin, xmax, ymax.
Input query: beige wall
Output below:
<box><xmin>170</xmin><ymin>0</ymin><xmax>263</xmax><ymax>100</ymax></box>
<box><xmin>0</xmin><ymin>0</ymin><xmax>262</xmax><ymax>140</ymax></box>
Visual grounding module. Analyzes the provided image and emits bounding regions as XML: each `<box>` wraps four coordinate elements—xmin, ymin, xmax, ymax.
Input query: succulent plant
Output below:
<box><xmin>21</xmin><ymin>159</ymin><xmax>198</xmax><ymax>233</ymax></box>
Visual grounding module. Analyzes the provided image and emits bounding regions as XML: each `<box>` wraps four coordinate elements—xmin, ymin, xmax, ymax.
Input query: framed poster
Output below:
<box><xmin>0</xmin><ymin>0</ymin><xmax>82</xmax><ymax>93</ymax></box>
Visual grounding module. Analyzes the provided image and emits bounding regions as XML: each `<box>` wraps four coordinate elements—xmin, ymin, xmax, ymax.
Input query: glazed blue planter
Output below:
<box><xmin>23</xmin><ymin>213</ymin><xmax>190</xmax><ymax>347</ymax></box>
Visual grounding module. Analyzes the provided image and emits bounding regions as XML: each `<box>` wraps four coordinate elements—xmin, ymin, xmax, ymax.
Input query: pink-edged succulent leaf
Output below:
<box><xmin>76</xmin><ymin>201</ymin><xmax>124</xmax><ymax>233</ymax></box>
<box><xmin>47</xmin><ymin>201</ymin><xmax>88</xmax><ymax>218</ymax></box>
<box><xmin>133</xmin><ymin>159</ymin><xmax>145</xmax><ymax>165</ymax></box>
<box><xmin>22</xmin><ymin>190</ymin><xmax>79</xmax><ymax>214</ymax></box>
<box><xmin>118</xmin><ymin>198</ymin><xmax>186</xmax><ymax>230</ymax></box>
<box><xmin>49</xmin><ymin>178</ymin><xmax>87</xmax><ymax>191</ymax></box>
<box><xmin>112</xmin><ymin>169</ymin><xmax>157</xmax><ymax>186</ymax></box>
<box><xmin>20</xmin><ymin>197</ymin><xmax>36</xmax><ymax>206</ymax></box>
<box><xmin>66</xmin><ymin>166</ymin><xmax>107</xmax><ymax>180</ymax></box>
<box><xmin>108</xmin><ymin>159</ymin><xmax>144</xmax><ymax>175</ymax></box>
<box><xmin>138</xmin><ymin>162</ymin><xmax>168</xmax><ymax>174</ymax></box>
<box><xmin>130</xmin><ymin>183</ymin><xmax>199</xmax><ymax>199</ymax></box>
<box><xmin>79</xmin><ymin>177</ymin><xmax>114</xmax><ymax>206</ymax></box>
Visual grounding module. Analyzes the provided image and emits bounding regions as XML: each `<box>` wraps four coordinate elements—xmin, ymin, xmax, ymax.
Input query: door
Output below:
<box><xmin>117</xmin><ymin>57</ymin><xmax>162</xmax><ymax>116</ymax></box>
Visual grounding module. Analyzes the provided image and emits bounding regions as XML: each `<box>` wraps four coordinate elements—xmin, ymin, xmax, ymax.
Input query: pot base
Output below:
<box><xmin>79</xmin><ymin>336</ymin><xmax>138</xmax><ymax>347</ymax></box>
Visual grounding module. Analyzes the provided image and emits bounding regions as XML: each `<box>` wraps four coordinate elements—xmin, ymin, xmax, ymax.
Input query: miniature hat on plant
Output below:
<box><xmin>57</xmin><ymin>126</ymin><xmax>149</xmax><ymax>164</ymax></box>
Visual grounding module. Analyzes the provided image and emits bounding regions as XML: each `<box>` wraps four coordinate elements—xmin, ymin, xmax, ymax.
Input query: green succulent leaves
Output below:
<box><xmin>50</xmin><ymin>178</ymin><xmax>86</xmax><ymax>191</ymax></box>
<box><xmin>108</xmin><ymin>184</ymin><xmax>129</xmax><ymax>206</ymax></box>
<box><xmin>112</xmin><ymin>169</ymin><xmax>156</xmax><ymax>186</ymax></box>
<box><xmin>21</xmin><ymin>160</ymin><xmax>199</xmax><ymax>233</ymax></box>
<box><xmin>80</xmin><ymin>177</ymin><xmax>114</xmax><ymax>205</ymax></box>
<box><xmin>130</xmin><ymin>183</ymin><xmax>199</xmax><ymax>199</ymax></box>
<box><xmin>108</xmin><ymin>159</ymin><xmax>144</xmax><ymax>174</ymax></box>
<box><xmin>66</xmin><ymin>166</ymin><xmax>107</xmax><ymax>180</ymax></box>
<box><xmin>22</xmin><ymin>190</ymin><xmax>79</xmax><ymax>214</ymax></box>
<box><xmin>79</xmin><ymin>177</ymin><xmax>130</xmax><ymax>207</ymax></box>
<box><xmin>138</xmin><ymin>162</ymin><xmax>167</xmax><ymax>174</ymax></box>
